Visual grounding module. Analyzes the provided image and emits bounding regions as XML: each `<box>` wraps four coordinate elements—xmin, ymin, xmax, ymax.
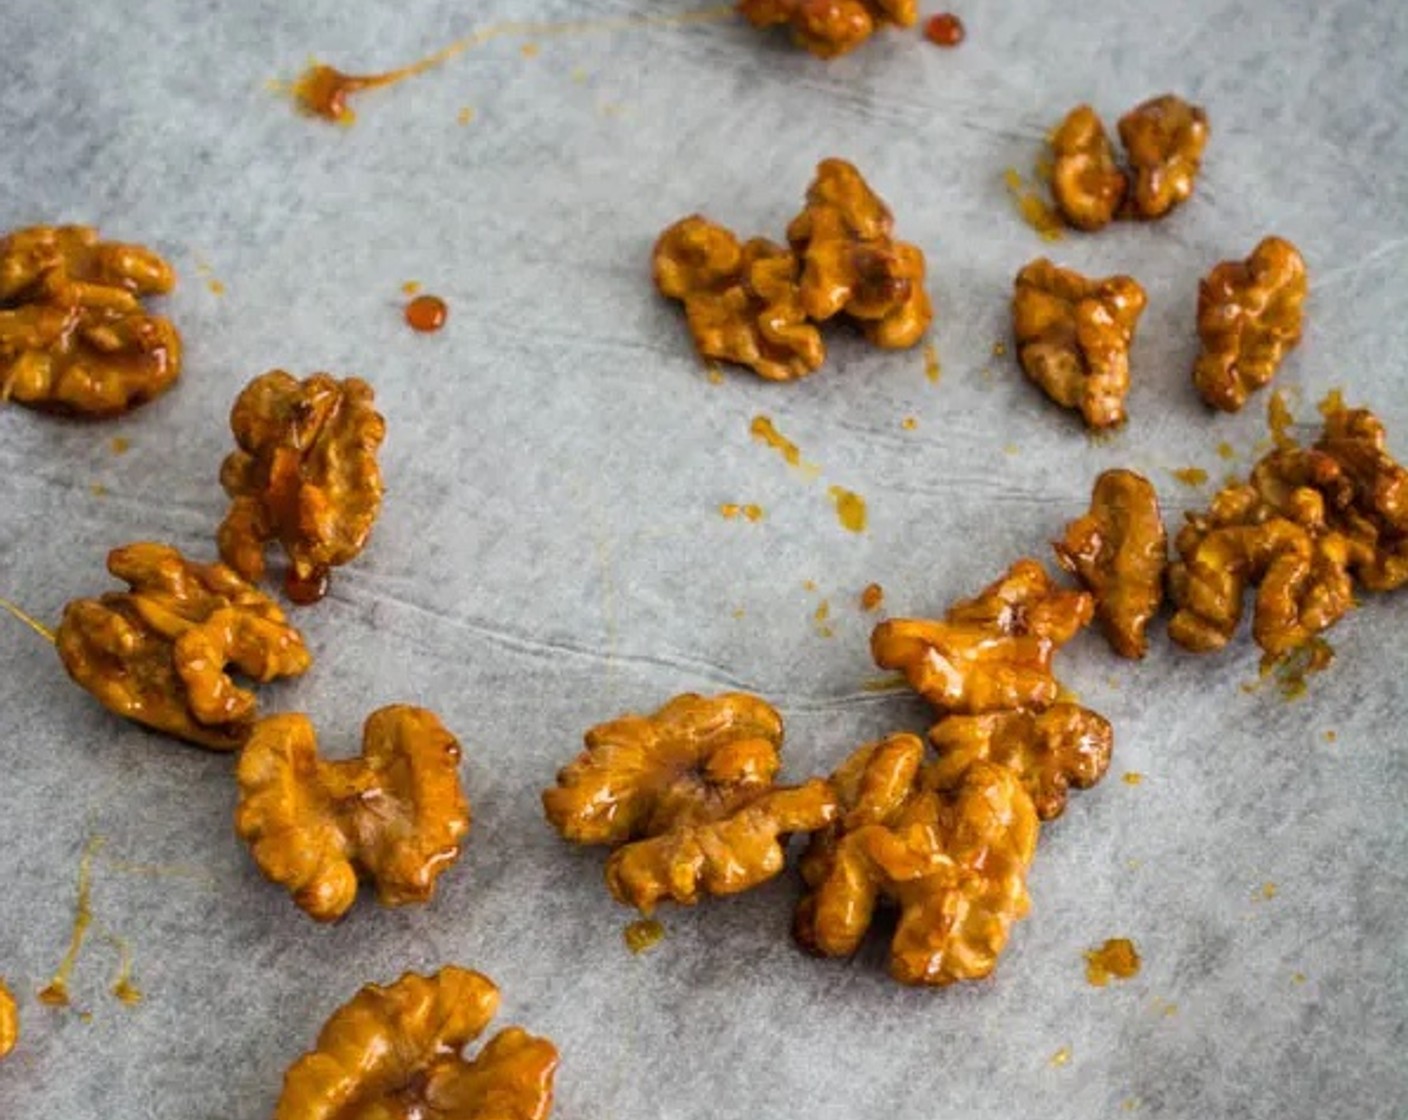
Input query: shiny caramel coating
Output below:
<box><xmin>0</xmin><ymin>979</ymin><xmax>16</xmax><ymax>1059</ymax></box>
<box><xmin>275</xmin><ymin>967</ymin><xmax>557</xmax><ymax>1120</ymax></box>
<box><xmin>1049</xmin><ymin>106</ymin><xmax>1128</xmax><ymax>231</ymax></box>
<box><xmin>235</xmin><ymin>706</ymin><xmax>469</xmax><ymax>922</ymax></box>
<box><xmin>55</xmin><ymin>543</ymin><xmax>311</xmax><ymax>751</ymax></box>
<box><xmin>0</xmin><ymin>225</ymin><xmax>180</xmax><ymax>416</ymax></box>
<box><xmin>1013</xmin><ymin>258</ymin><xmax>1147</xmax><ymax>429</ymax></box>
<box><xmin>543</xmin><ymin>693</ymin><xmax>837</xmax><ymax>913</ymax></box>
<box><xmin>926</xmin><ymin>703</ymin><xmax>1113</xmax><ymax>821</ymax></box>
<box><xmin>871</xmin><ymin>559</ymin><xmax>1093</xmax><ymax>715</ymax></box>
<box><xmin>653</xmin><ymin>216</ymin><xmax>825</xmax><ymax>381</ymax></box>
<box><xmin>218</xmin><ymin>370</ymin><xmax>386</xmax><ymax>603</ymax></box>
<box><xmin>1117</xmin><ymin>94</ymin><xmax>1209</xmax><ymax>219</ymax></box>
<box><xmin>738</xmin><ymin>0</ymin><xmax>918</xmax><ymax>59</ymax></box>
<box><xmin>1194</xmin><ymin>238</ymin><xmax>1307</xmax><ymax>412</ymax></box>
<box><xmin>795</xmin><ymin>737</ymin><xmax>1039</xmax><ymax>986</ymax></box>
<box><xmin>1054</xmin><ymin>469</ymin><xmax>1168</xmax><ymax>658</ymax></box>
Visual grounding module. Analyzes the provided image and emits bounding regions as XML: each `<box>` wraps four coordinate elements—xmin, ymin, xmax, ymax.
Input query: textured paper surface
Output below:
<box><xmin>1</xmin><ymin>1</ymin><xmax>1405</xmax><ymax>1117</ymax></box>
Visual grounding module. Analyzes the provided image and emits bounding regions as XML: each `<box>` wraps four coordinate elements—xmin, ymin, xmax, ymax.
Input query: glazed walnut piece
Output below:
<box><xmin>0</xmin><ymin>979</ymin><xmax>16</xmax><ymax>1060</ymax></box>
<box><xmin>1013</xmin><ymin>258</ymin><xmax>1147</xmax><ymax>429</ymax></box>
<box><xmin>275</xmin><ymin>967</ymin><xmax>557</xmax><ymax>1120</ymax></box>
<box><xmin>1193</xmin><ymin>237</ymin><xmax>1308</xmax><ymax>412</ymax></box>
<box><xmin>1055</xmin><ymin>469</ymin><xmax>1168</xmax><ymax>658</ymax></box>
<box><xmin>871</xmin><ymin>559</ymin><xmax>1093</xmax><ymax>715</ymax></box>
<box><xmin>795</xmin><ymin>736</ymin><xmax>1039</xmax><ymax>986</ymax></box>
<box><xmin>542</xmin><ymin>692</ymin><xmax>837</xmax><ymax>914</ymax></box>
<box><xmin>653</xmin><ymin>216</ymin><xmax>825</xmax><ymax>381</ymax></box>
<box><xmin>218</xmin><ymin>370</ymin><xmax>386</xmax><ymax>604</ymax></box>
<box><xmin>926</xmin><ymin>704</ymin><xmax>1113</xmax><ymax>821</ymax></box>
<box><xmin>786</xmin><ymin>159</ymin><xmax>932</xmax><ymax>349</ymax></box>
<box><xmin>55</xmin><ymin>543</ymin><xmax>312</xmax><ymax>751</ymax></box>
<box><xmin>235</xmin><ymin>706</ymin><xmax>470</xmax><ymax>922</ymax></box>
<box><xmin>0</xmin><ymin>225</ymin><xmax>181</xmax><ymax>417</ymax></box>
<box><xmin>1049</xmin><ymin>106</ymin><xmax>1129</xmax><ymax>232</ymax></box>
<box><xmin>738</xmin><ymin>0</ymin><xmax>918</xmax><ymax>59</ymax></box>
<box><xmin>1117</xmin><ymin>94</ymin><xmax>1210</xmax><ymax>220</ymax></box>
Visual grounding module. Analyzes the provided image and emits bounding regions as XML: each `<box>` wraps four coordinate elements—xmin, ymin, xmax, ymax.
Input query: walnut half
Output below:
<box><xmin>0</xmin><ymin>979</ymin><xmax>16</xmax><ymax>1059</ymax></box>
<box><xmin>738</xmin><ymin>0</ymin><xmax>918</xmax><ymax>59</ymax></box>
<box><xmin>1049</xmin><ymin>106</ymin><xmax>1128</xmax><ymax>232</ymax></box>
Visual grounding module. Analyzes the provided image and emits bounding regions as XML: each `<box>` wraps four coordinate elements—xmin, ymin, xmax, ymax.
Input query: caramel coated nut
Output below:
<box><xmin>275</xmin><ymin>967</ymin><xmax>558</xmax><ymax>1120</ymax></box>
<box><xmin>738</xmin><ymin>0</ymin><xmax>918</xmax><ymax>59</ymax></box>
<box><xmin>55</xmin><ymin>543</ymin><xmax>312</xmax><ymax>751</ymax></box>
<box><xmin>871</xmin><ymin>559</ymin><xmax>1093</xmax><ymax>715</ymax></box>
<box><xmin>0</xmin><ymin>225</ymin><xmax>180</xmax><ymax>416</ymax></box>
<box><xmin>926</xmin><ymin>703</ymin><xmax>1113</xmax><ymax>821</ymax></box>
<box><xmin>0</xmin><ymin>979</ymin><xmax>16</xmax><ymax>1060</ymax></box>
<box><xmin>1055</xmin><ymin>469</ymin><xmax>1168</xmax><ymax>658</ymax></box>
<box><xmin>217</xmin><ymin>370</ymin><xmax>386</xmax><ymax>604</ymax></box>
<box><xmin>235</xmin><ymin>706</ymin><xmax>469</xmax><ymax>922</ymax></box>
<box><xmin>795</xmin><ymin>736</ymin><xmax>1039</xmax><ymax>986</ymax></box>
<box><xmin>653</xmin><ymin>217</ymin><xmax>825</xmax><ymax>381</ymax></box>
<box><xmin>1049</xmin><ymin>106</ymin><xmax>1128</xmax><ymax>231</ymax></box>
<box><xmin>1194</xmin><ymin>237</ymin><xmax>1308</xmax><ymax>412</ymax></box>
<box><xmin>1117</xmin><ymin>94</ymin><xmax>1209</xmax><ymax>220</ymax></box>
<box><xmin>543</xmin><ymin>693</ymin><xmax>837</xmax><ymax>913</ymax></box>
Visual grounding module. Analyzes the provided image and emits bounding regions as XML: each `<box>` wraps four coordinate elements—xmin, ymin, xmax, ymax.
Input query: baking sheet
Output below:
<box><xmin>1</xmin><ymin>1</ymin><xmax>1406</xmax><ymax>1116</ymax></box>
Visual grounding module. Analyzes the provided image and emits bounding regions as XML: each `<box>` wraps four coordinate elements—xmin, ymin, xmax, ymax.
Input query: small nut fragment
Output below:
<box><xmin>0</xmin><ymin>225</ymin><xmax>180</xmax><ymax>416</ymax></box>
<box><xmin>217</xmin><ymin>370</ymin><xmax>386</xmax><ymax>604</ymax></box>
<box><xmin>795</xmin><ymin>736</ymin><xmax>1039</xmax><ymax>986</ymax></box>
<box><xmin>653</xmin><ymin>217</ymin><xmax>825</xmax><ymax>381</ymax></box>
<box><xmin>738</xmin><ymin>0</ymin><xmax>918</xmax><ymax>59</ymax></box>
<box><xmin>1117</xmin><ymin>94</ymin><xmax>1209</xmax><ymax>219</ymax></box>
<box><xmin>926</xmin><ymin>703</ymin><xmax>1113</xmax><ymax>821</ymax></box>
<box><xmin>871</xmin><ymin>559</ymin><xmax>1093</xmax><ymax>715</ymax></box>
<box><xmin>235</xmin><ymin>706</ymin><xmax>469</xmax><ymax>922</ymax></box>
<box><xmin>542</xmin><ymin>692</ymin><xmax>837</xmax><ymax>913</ymax></box>
<box><xmin>1049</xmin><ymin>106</ymin><xmax>1128</xmax><ymax>231</ymax></box>
<box><xmin>55</xmin><ymin>543</ymin><xmax>312</xmax><ymax>750</ymax></box>
<box><xmin>274</xmin><ymin>967</ymin><xmax>558</xmax><ymax>1120</ymax></box>
<box><xmin>1194</xmin><ymin>238</ymin><xmax>1307</xmax><ymax>412</ymax></box>
<box><xmin>0</xmin><ymin>979</ymin><xmax>17</xmax><ymax>1059</ymax></box>
<box><xmin>1054</xmin><ymin>469</ymin><xmax>1168</xmax><ymax>658</ymax></box>
<box><xmin>1013</xmin><ymin>258</ymin><xmax>1147</xmax><ymax>429</ymax></box>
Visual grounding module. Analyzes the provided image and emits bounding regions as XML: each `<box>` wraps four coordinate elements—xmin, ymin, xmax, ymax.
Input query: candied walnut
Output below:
<box><xmin>542</xmin><ymin>692</ymin><xmax>836</xmax><ymax>913</ymax></box>
<box><xmin>0</xmin><ymin>225</ymin><xmax>180</xmax><ymax>416</ymax></box>
<box><xmin>786</xmin><ymin>159</ymin><xmax>932</xmax><ymax>349</ymax></box>
<box><xmin>795</xmin><ymin>736</ymin><xmax>1038</xmax><ymax>986</ymax></box>
<box><xmin>1194</xmin><ymin>237</ymin><xmax>1307</xmax><ymax>412</ymax></box>
<box><xmin>1117</xmin><ymin>94</ymin><xmax>1209</xmax><ymax>220</ymax></box>
<box><xmin>235</xmin><ymin>706</ymin><xmax>469</xmax><ymax>922</ymax></box>
<box><xmin>0</xmin><ymin>979</ymin><xmax>16</xmax><ymax>1059</ymax></box>
<box><xmin>653</xmin><ymin>216</ymin><xmax>824</xmax><ymax>381</ymax></box>
<box><xmin>55</xmin><ymin>543</ymin><xmax>311</xmax><ymax>751</ymax></box>
<box><xmin>926</xmin><ymin>703</ymin><xmax>1113</xmax><ymax>821</ymax></box>
<box><xmin>871</xmin><ymin>559</ymin><xmax>1093</xmax><ymax>715</ymax></box>
<box><xmin>1013</xmin><ymin>258</ymin><xmax>1147</xmax><ymax>429</ymax></box>
<box><xmin>1054</xmin><ymin>469</ymin><xmax>1168</xmax><ymax>658</ymax></box>
<box><xmin>275</xmin><ymin>967</ymin><xmax>557</xmax><ymax>1120</ymax></box>
<box><xmin>1049</xmin><ymin>106</ymin><xmax>1128</xmax><ymax>231</ymax></box>
<box><xmin>738</xmin><ymin>0</ymin><xmax>918</xmax><ymax>59</ymax></box>
<box><xmin>218</xmin><ymin>370</ymin><xmax>386</xmax><ymax>604</ymax></box>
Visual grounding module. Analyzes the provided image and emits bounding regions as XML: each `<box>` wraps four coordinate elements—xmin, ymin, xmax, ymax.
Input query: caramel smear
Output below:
<box><xmin>1170</xmin><ymin>467</ymin><xmax>1208</xmax><ymax>487</ymax></box>
<box><xmin>39</xmin><ymin>835</ymin><xmax>105</xmax><ymax>1007</ymax></box>
<box><xmin>1084</xmin><ymin>937</ymin><xmax>1141</xmax><ymax>987</ymax></box>
<box><xmin>750</xmin><ymin>414</ymin><xmax>802</xmax><ymax>467</ymax></box>
<box><xmin>0</xmin><ymin>598</ymin><xmax>55</xmax><ymax>643</ymax></box>
<box><xmin>1003</xmin><ymin>167</ymin><xmax>1063</xmax><ymax>242</ymax></box>
<box><xmin>624</xmin><ymin>918</ymin><xmax>665</xmax><ymax>954</ymax></box>
<box><xmin>719</xmin><ymin>503</ymin><xmax>764</xmax><ymax>522</ymax></box>
<box><xmin>827</xmin><ymin>485</ymin><xmax>868</xmax><ymax>533</ymax></box>
<box><xmin>860</xmin><ymin>582</ymin><xmax>885</xmax><ymax>612</ymax></box>
<box><xmin>105</xmin><ymin>933</ymin><xmax>143</xmax><ymax>1006</ymax></box>
<box><xmin>923</xmin><ymin>342</ymin><xmax>942</xmax><ymax>384</ymax></box>
<box><xmin>1122</xmin><ymin>772</ymin><xmax>1144</xmax><ymax>786</ymax></box>
<box><xmin>110</xmin><ymin>437</ymin><xmax>130</xmax><ymax>455</ymax></box>
<box><xmin>1268</xmin><ymin>389</ymin><xmax>1296</xmax><ymax>451</ymax></box>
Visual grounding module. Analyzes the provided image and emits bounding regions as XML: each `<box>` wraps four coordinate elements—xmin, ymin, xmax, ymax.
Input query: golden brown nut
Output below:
<box><xmin>0</xmin><ymin>979</ymin><xmax>16</xmax><ymax>1060</ymax></box>
<box><xmin>1054</xmin><ymin>469</ymin><xmax>1168</xmax><ymax>658</ymax></box>
<box><xmin>1117</xmin><ymin>94</ymin><xmax>1209</xmax><ymax>219</ymax></box>
<box><xmin>217</xmin><ymin>370</ymin><xmax>386</xmax><ymax>604</ymax></box>
<box><xmin>786</xmin><ymin>159</ymin><xmax>932</xmax><ymax>348</ymax></box>
<box><xmin>871</xmin><ymin>559</ymin><xmax>1093</xmax><ymax>715</ymax></box>
<box><xmin>1194</xmin><ymin>238</ymin><xmax>1308</xmax><ymax>412</ymax></box>
<box><xmin>0</xmin><ymin>225</ymin><xmax>180</xmax><ymax>417</ymax></box>
<box><xmin>653</xmin><ymin>216</ymin><xmax>825</xmax><ymax>381</ymax></box>
<box><xmin>926</xmin><ymin>703</ymin><xmax>1113</xmax><ymax>821</ymax></box>
<box><xmin>1013</xmin><ymin>258</ymin><xmax>1147</xmax><ymax>429</ymax></box>
<box><xmin>55</xmin><ymin>543</ymin><xmax>312</xmax><ymax>751</ymax></box>
<box><xmin>1049</xmin><ymin>106</ymin><xmax>1129</xmax><ymax>231</ymax></box>
<box><xmin>738</xmin><ymin>0</ymin><xmax>918</xmax><ymax>59</ymax></box>
<box><xmin>795</xmin><ymin>736</ymin><xmax>1039</xmax><ymax>986</ymax></box>
<box><xmin>275</xmin><ymin>967</ymin><xmax>557</xmax><ymax>1120</ymax></box>
<box><xmin>235</xmin><ymin>706</ymin><xmax>469</xmax><ymax>922</ymax></box>
<box><xmin>542</xmin><ymin>692</ymin><xmax>837</xmax><ymax>913</ymax></box>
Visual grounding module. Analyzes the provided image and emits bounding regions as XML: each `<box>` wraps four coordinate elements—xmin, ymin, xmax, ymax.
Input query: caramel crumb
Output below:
<box><xmin>1084</xmin><ymin>937</ymin><xmax>1141</xmax><ymax>987</ymax></box>
<box><xmin>109</xmin><ymin>437</ymin><xmax>130</xmax><ymax>455</ymax></box>
<box><xmin>624</xmin><ymin>918</ymin><xmax>665</xmax><ymax>954</ymax></box>
<box><xmin>520</xmin><ymin>42</ymin><xmax>540</xmax><ymax>57</ymax></box>
<box><xmin>814</xmin><ymin>600</ymin><xmax>830</xmax><ymax>623</ymax></box>
<box><xmin>1003</xmin><ymin>167</ymin><xmax>1063</xmax><ymax>242</ymax></box>
<box><xmin>456</xmin><ymin>106</ymin><xmax>475</xmax><ymax>125</ymax></box>
<box><xmin>827</xmin><ymin>486</ymin><xmax>868</xmax><ymax>533</ymax></box>
<box><xmin>1122</xmin><ymin>772</ymin><xmax>1144</xmax><ymax>786</ymax></box>
<box><xmin>1121</xmin><ymin>1098</ymin><xmax>1142</xmax><ymax>1112</ymax></box>
<box><xmin>106</xmin><ymin>934</ymin><xmax>142</xmax><ymax>1006</ymax></box>
<box><xmin>1216</xmin><ymin>441</ymin><xmax>1236</xmax><ymax>460</ymax></box>
<box><xmin>750</xmin><ymin>414</ymin><xmax>802</xmax><ymax>467</ymax></box>
<box><xmin>901</xmin><ymin>416</ymin><xmax>918</xmax><ymax>430</ymax></box>
<box><xmin>1003</xmin><ymin>443</ymin><xmax>1019</xmax><ymax>455</ymax></box>
<box><xmin>401</xmin><ymin>281</ymin><xmax>422</xmax><ymax>296</ymax></box>
<box><xmin>1258</xmin><ymin>881</ymin><xmax>1277</xmax><ymax>900</ymax></box>
<box><xmin>1291</xmin><ymin>971</ymin><xmax>1307</xmax><ymax>985</ymax></box>
<box><xmin>923</xmin><ymin>12</ymin><xmax>965</xmax><ymax>47</ymax></box>
<box><xmin>1048</xmin><ymin>1046</ymin><xmax>1072</xmax><ymax>1069</ymax></box>
<box><xmin>1126</xmin><ymin>858</ymin><xmax>1142</xmax><ymax>871</ymax></box>
<box><xmin>720</xmin><ymin>503</ymin><xmax>764</xmax><ymax>522</ymax></box>
<box><xmin>405</xmin><ymin>294</ymin><xmax>449</xmax><ymax>333</ymax></box>
<box><xmin>1170</xmin><ymin>467</ymin><xmax>1209</xmax><ymax>487</ymax></box>
<box><xmin>860</xmin><ymin>582</ymin><xmax>885</xmax><ymax>612</ymax></box>
<box><xmin>731</xmin><ymin>608</ymin><xmax>746</xmax><ymax>620</ymax></box>
<box><xmin>206</xmin><ymin>278</ymin><xmax>225</xmax><ymax>296</ymax></box>
<box><xmin>992</xmin><ymin>341</ymin><xmax>1007</xmax><ymax>358</ymax></box>
<box><xmin>89</xmin><ymin>484</ymin><xmax>107</xmax><ymax>498</ymax></box>
<box><xmin>706</xmin><ymin>361</ymin><xmax>725</xmax><ymax>384</ymax></box>
<box><xmin>802</xmin><ymin>580</ymin><xmax>817</xmax><ymax>592</ymax></box>
<box><xmin>923</xmin><ymin>342</ymin><xmax>942</xmax><ymax>384</ymax></box>
<box><xmin>1323</xmin><ymin>729</ymin><xmax>1337</xmax><ymax>743</ymax></box>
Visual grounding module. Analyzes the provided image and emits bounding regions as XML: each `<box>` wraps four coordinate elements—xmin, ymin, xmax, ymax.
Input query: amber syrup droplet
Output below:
<box><xmin>925</xmin><ymin>13</ymin><xmax>965</xmax><ymax>47</ymax></box>
<box><xmin>405</xmin><ymin>294</ymin><xmax>449</xmax><ymax>333</ymax></box>
<box><xmin>285</xmin><ymin>566</ymin><xmax>330</xmax><ymax>605</ymax></box>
